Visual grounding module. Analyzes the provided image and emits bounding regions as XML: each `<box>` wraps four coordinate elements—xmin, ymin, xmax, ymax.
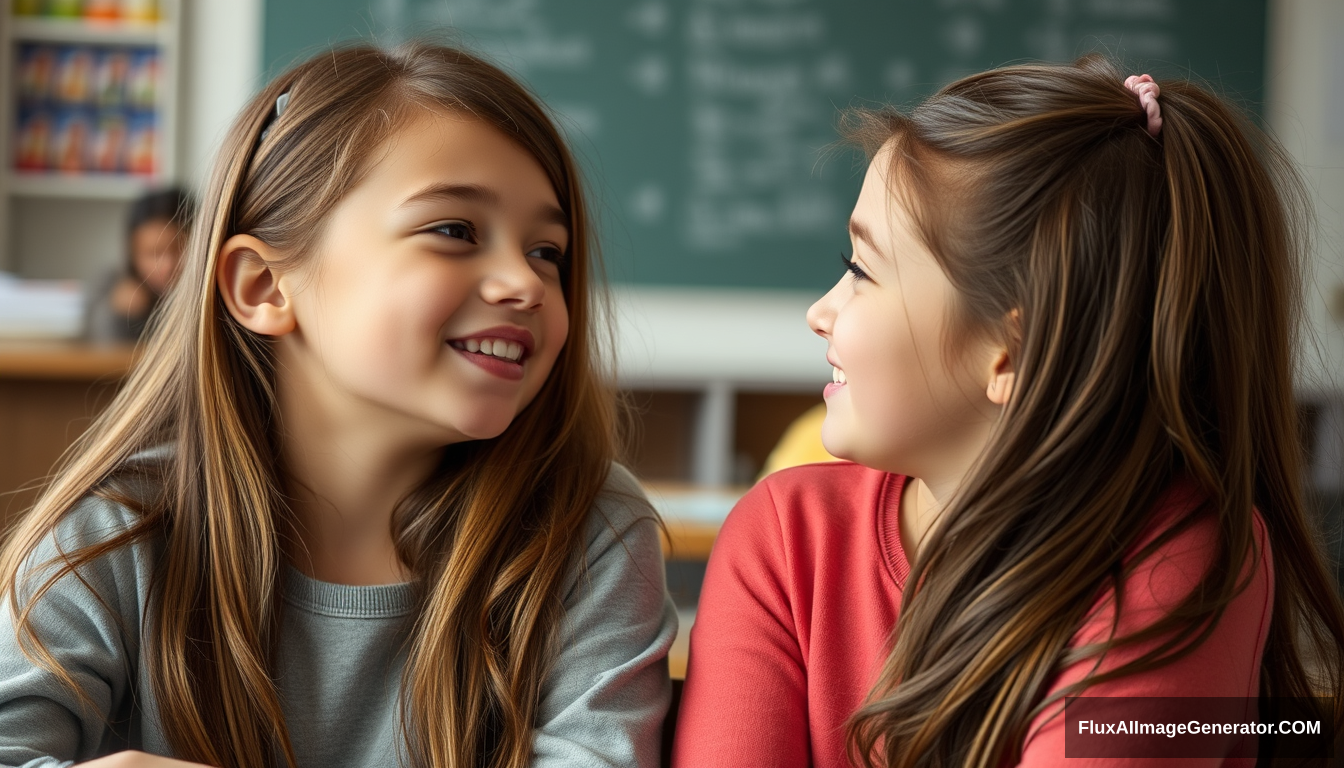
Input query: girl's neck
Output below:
<box><xmin>899</xmin><ymin>477</ymin><xmax>938</xmax><ymax>560</ymax></box>
<box><xmin>896</xmin><ymin>408</ymin><xmax>1001</xmax><ymax>560</ymax></box>
<box><xmin>276</xmin><ymin>367</ymin><xmax>446</xmax><ymax>587</ymax></box>
<box><xmin>281</xmin><ymin>438</ymin><xmax>438</xmax><ymax>586</ymax></box>
<box><xmin>899</xmin><ymin>466</ymin><xmax>978</xmax><ymax>561</ymax></box>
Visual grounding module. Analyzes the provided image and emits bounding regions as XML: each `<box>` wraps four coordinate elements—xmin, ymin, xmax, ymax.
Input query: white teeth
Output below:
<box><xmin>455</xmin><ymin>337</ymin><xmax>524</xmax><ymax>362</ymax></box>
<box><xmin>832</xmin><ymin>366</ymin><xmax>847</xmax><ymax>384</ymax></box>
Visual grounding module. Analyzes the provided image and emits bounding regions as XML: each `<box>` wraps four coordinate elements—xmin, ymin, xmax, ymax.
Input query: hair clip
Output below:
<box><xmin>259</xmin><ymin>90</ymin><xmax>291</xmax><ymax>141</ymax></box>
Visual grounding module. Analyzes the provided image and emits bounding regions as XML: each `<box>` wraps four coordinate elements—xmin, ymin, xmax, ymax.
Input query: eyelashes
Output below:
<box><xmin>527</xmin><ymin>245</ymin><xmax>569</xmax><ymax>267</ymax></box>
<box><xmin>430</xmin><ymin>221</ymin><xmax>567</xmax><ymax>267</ymax></box>
<box><xmin>841</xmin><ymin>252</ymin><xmax>869</xmax><ymax>281</ymax></box>
<box><xmin>433</xmin><ymin>221</ymin><xmax>479</xmax><ymax>244</ymax></box>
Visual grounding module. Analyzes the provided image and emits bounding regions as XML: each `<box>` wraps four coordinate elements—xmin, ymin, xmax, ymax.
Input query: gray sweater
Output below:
<box><xmin>0</xmin><ymin>464</ymin><xmax>676</xmax><ymax>767</ymax></box>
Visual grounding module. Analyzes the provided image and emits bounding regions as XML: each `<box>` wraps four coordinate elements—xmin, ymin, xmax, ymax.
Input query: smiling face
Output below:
<box><xmin>807</xmin><ymin>143</ymin><xmax>1001</xmax><ymax>481</ymax></box>
<box><xmin>274</xmin><ymin>110</ymin><xmax>571</xmax><ymax>446</ymax></box>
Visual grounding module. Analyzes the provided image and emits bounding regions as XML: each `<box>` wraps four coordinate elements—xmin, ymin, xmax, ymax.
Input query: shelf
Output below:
<box><xmin>7</xmin><ymin>172</ymin><xmax>154</xmax><ymax>199</ymax></box>
<box><xmin>8</xmin><ymin>16</ymin><xmax>167</xmax><ymax>46</ymax></box>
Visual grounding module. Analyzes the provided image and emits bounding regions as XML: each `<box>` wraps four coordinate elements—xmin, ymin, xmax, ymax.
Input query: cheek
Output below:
<box><xmin>832</xmin><ymin>300</ymin><xmax>950</xmax><ymax>450</ymax></box>
<box><xmin>837</xmin><ymin>304</ymin><xmax>916</xmax><ymax>395</ymax></box>
<box><xmin>307</xmin><ymin>270</ymin><xmax>456</xmax><ymax>376</ymax></box>
<box><xmin>547</xmin><ymin>290</ymin><xmax>569</xmax><ymax>351</ymax></box>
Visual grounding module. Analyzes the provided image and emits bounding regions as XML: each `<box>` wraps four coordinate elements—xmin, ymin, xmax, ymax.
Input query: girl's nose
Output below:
<box><xmin>807</xmin><ymin>279</ymin><xmax>842</xmax><ymax>338</ymax></box>
<box><xmin>481</xmin><ymin>250</ymin><xmax>547</xmax><ymax>311</ymax></box>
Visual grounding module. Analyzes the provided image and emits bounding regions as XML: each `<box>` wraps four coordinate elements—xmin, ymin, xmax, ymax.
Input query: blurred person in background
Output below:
<box><xmin>85</xmin><ymin>186</ymin><xmax>194</xmax><ymax>342</ymax></box>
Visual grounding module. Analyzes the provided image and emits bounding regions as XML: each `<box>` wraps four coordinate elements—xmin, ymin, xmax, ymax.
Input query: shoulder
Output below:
<box><xmin>562</xmin><ymin>463</ymin><xmax>671</xmax><ymax>618</ymax></box>
<box><xmin>1065</xmin><ymin>481</ymin><xmax>1274</xmax><ymax>691</ymax></box>
<box><xmin>570</xmin><ymin>464</ymin><xmax>663</xmax><ymax>585</ymax></box>
<box><xmin>585</xmin><ymin>463</ymin><xmax>659</xmax><ymax>550</ymax></box>
<box><xmin>1109</xmin><ymin>481</ymin><xmax>1272</xmax><ymax>630</ymax></box>
<box><xmin>719</xmin><ymin>461</ymin><xmax>895</xmax><ymax>551</ymax></box>
<box><xmin>33</xmin><ymin>494</ymin><xmax>147</xmax><ymax>572</ymax></box>
<box><xmin>702</xmin><ymin>462</ymin><xmax>902</xmax><ymax>610</ymax></box>
<box><xmin>758</xmin><ymin>459</ymin><xmax>886</xmax><ymax>496</ymax></box>
<box><xmin>18</xmin><ymin>460</ymin><xmax>166</xmax><ymax>602</ymax></box>
<box><xmin>13</xmin><ymin>491</ymin><xmax>160</xmax><ymax>639</ymax></box>
<box><xmin>1024</xmin><ymin>486</ymin><xmax>1277</xmax><ymax>755</ymax></box>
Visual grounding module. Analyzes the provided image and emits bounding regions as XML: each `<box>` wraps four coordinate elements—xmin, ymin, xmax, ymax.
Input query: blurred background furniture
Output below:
<box><xmin>0</xmin><ymin>340</ymin><xmax>133</xmax><ymax>523</ymax></box>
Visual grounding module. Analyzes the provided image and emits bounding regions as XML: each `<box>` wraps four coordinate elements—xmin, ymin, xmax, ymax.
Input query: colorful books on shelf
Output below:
<box><xmin>12</xmin><ymin>0</ymin><xmax>158</xmax><ymax>22</ymax></box>
<box><xmin>12</xmin><ymin>40</ymin><xmax>159</xmax><ymax>177</ymax></box>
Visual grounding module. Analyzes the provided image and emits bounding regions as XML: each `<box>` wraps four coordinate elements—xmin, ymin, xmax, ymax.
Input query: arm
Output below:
<box><xmin>672</xmin><ymin>480</ymin><xmax>810</xmax><ymax>768</ymax></box>
<box><xmin>0</xmin><ymin>498</ymin><xmax>147</xmax><ymax>766</ymax></box>
<box><xmin>530</xmin><ymin>466</ymin><xmax>678</xmax><ymax>768</ymax></box>
<box><xmin>84</xmin><ymin>271</ymin><xmax>145</xmax><ymax>344</ymax></box>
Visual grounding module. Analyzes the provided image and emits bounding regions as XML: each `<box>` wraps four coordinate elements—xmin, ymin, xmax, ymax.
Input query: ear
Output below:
<box><xmin>985</xmin><ymin>350</ymin><xmax>1015</xmax><ymax>406</ymax></box>
<box><xmin>215</xmin><ymin>234</ymin><xmax>295</xmax><ymax>336</ymax></box>
<box><xmin>985</xmin><ymin>309</ymin><xmax>1021</xmax><ymax>406</ymax></box>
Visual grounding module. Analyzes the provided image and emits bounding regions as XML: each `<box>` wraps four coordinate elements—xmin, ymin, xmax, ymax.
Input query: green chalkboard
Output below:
<box><xmin>263</xmin><ymin>0</ymin><xmax>1268</xmax><ymax>291</ymax></box>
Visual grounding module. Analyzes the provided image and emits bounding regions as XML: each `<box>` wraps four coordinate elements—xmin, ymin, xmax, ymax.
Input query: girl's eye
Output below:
<box><xmin>432</xmin><ymin>221</ymin><xmax>478</xmax><ymax>244</ymax></box>
<box><xmin>528</xmin><ymin>245</ymin><xmax>567</xmax><ymax>265</ymax></box>
<box><xmin>841</xmin><ymin>252</ymin><xmax>869</xmax><ymax>281</ymax></box>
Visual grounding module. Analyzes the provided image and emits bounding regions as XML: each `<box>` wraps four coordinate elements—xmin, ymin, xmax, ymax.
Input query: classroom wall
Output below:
<box><xmin>1267</xmin><ymin>0</ymin><xmax>1344</xmax><ymax>389</ymax></box>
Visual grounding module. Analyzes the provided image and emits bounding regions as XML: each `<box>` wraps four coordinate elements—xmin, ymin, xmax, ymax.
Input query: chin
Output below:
<box><xmin>819</xmin><ymin>425</ymin><xmax>853</xmax><ymax>463</ymax></box>
<box><xmin>825</xmin><ymin>437</ymin><xmax>895</xmax><ymax>474</ymax></box>
<box><xmin>449</xmin><ymin>412</ymin><xmax>520</xmax><ymax>442</ymax></box>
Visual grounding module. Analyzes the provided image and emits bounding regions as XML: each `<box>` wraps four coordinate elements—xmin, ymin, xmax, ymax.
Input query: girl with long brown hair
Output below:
<box><xmin>0</xmin><ymin>42</ymin><xmax>675</xmax><ymax>768</ymax></box>
<box><xmin>674</xmin><ymin>55</ymin><xmax>1344</xmax><ymax>766</ymax></box>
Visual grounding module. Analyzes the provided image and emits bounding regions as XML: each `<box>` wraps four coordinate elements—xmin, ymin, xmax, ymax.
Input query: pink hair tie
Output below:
<box><xmin>1124</xmin><ymin>74</ymin><xmax>1163</xmax><ymax>137</ymax></box>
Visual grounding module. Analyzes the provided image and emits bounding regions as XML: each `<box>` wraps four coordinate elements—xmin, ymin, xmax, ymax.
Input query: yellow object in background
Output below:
<box><xmin>759</xmin><ymin>403</ymin><xmax>840</xmax><ymax>478</ymax></box>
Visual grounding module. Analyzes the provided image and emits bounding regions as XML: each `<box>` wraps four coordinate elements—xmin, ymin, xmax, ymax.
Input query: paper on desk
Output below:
<box><xmin>643</xmin><ymin>485</ymin><xmax>744</xmax><ymax>524</ymax></box>
<box><xmin>0</xmin><ymin>272</ymin><xmax>85</xmax><ymax>339</ymax></box>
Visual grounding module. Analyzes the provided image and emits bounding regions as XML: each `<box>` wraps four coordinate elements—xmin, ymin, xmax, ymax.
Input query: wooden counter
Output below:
<box><xmin>0</xmin><ymin>341</ymin><xmax>137</xmax><ymax>379</ymax></box>
<box><xmin>0</xmin><ymin>341</ymin><xmax>136</xmax><ymax>523</ymax></box>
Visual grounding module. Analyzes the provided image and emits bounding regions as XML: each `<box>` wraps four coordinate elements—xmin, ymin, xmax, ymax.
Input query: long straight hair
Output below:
<box><xmin>0</xmin><ymin>42</ymin><xmax>619</xmax><ymax>768</ymax></box>
<box><xmin>843</xmin><ymin>55</ymin><xmax>1344</xmax><ymax>767</ymax></box>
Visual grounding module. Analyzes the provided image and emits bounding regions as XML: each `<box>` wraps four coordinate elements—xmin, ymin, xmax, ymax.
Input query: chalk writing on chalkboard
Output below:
<box><xmin>265</xmin><ymin>0</ymin><xmax>1266</xmax><ymax>290</ymax></box>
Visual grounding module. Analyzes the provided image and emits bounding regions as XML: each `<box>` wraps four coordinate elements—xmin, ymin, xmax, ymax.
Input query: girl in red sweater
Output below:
<box><xmin>674</xmin><ymin>56</ymin><xmax>1344</xmax><ymax>767</ymax></box>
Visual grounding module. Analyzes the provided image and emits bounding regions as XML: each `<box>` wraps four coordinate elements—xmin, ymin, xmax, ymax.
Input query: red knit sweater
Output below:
<box><xmin>672</xmin><ymin>462</ymin><xmax>1273</xmax><ymax>767</ymax></box>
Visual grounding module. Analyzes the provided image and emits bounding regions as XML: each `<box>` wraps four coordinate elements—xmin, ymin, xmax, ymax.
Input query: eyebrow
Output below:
<box><xmin>848</xmin><ymin>218</ymin><xmax>884</xmax><ymax>257</ymax></box>
<box><xmin>399</xmin><ymin>182</ymin><xmax>569</xmax><ymax>230</ymax></box>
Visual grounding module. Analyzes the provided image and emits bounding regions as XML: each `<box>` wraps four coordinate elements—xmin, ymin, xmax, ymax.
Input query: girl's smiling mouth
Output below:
<box><xmin>825</xmin><ymin>364</ymin><xmax>847</xmax><ymax>398</ymax></box>
<box><xmin>448</xmin><ymin>326</ymin><xmax>534</xmax><ymax>381</ymax></box>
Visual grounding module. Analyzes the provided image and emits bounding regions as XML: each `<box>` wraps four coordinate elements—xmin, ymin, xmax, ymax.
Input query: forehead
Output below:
<box><xmin>359</xmin><ymin>109</ymin><xmax>562</xmax><ymax>211</ymax></box>
<box><xmin>851</xmin><ymin>143</ymin><xmax>918</xmax><ymax>257</ymax></box>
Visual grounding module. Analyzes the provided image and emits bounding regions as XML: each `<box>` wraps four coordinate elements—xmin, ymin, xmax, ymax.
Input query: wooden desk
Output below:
<box><xmin>0</xmin><ymin>341</ymin><xmax>136</xmax><ymax>524</ymax></box>
<box><xmin>660</xmin><ymin>519</ymin><xmax>721</xmax><ymax>562</ymax></box>
<box><xmin>646</xmin><ymin>482</ymin><xmax>740</xmax><ymax>562</ymax></box>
